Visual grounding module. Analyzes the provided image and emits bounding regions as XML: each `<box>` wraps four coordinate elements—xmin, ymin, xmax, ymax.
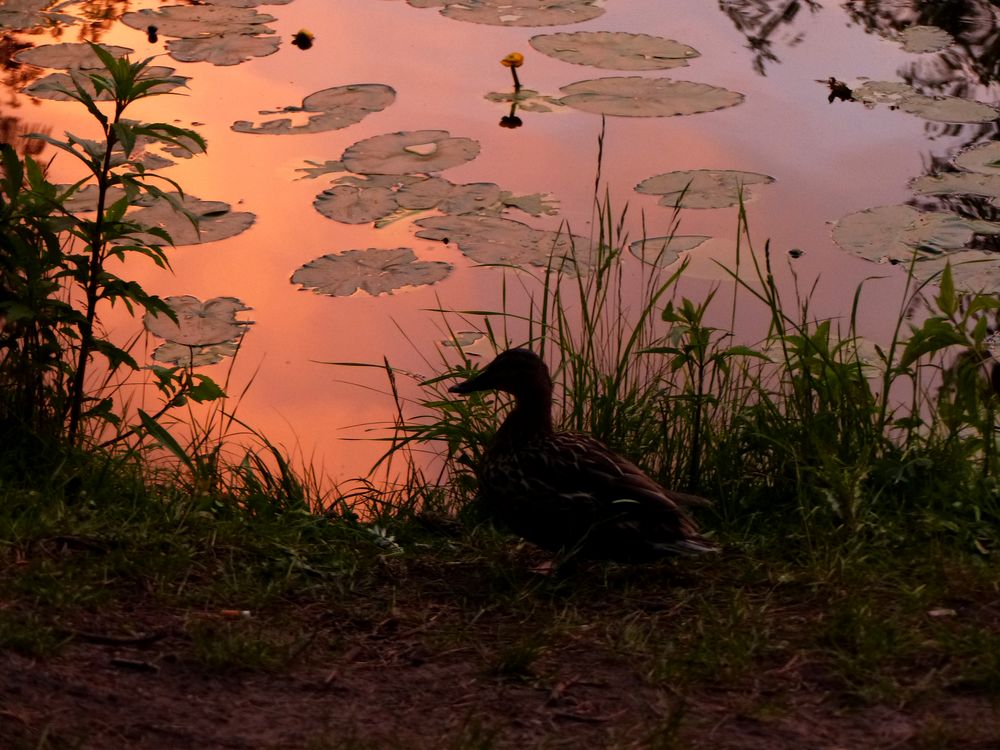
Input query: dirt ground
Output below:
<box><xmin>3</xmin><ymin>560</ymin><xmax>999</xmax><ymax>750</ymax></box>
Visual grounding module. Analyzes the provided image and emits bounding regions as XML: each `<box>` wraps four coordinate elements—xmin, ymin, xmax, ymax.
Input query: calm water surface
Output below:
<box><xmin>3</xmin><ymin>0</ymin><xmax>999</xmax><ymax>481</ymax></box>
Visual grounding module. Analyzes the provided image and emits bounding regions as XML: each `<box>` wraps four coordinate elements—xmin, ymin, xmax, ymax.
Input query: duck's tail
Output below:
<box><xmin>657</xmin><ymin>537</ymin><xmax>720</xmax><ymax>555</ymax></box>
<box><xmin>665</xmin><ymin>489</ymin><xmax>714</xmax><ymax>508</ymax></box>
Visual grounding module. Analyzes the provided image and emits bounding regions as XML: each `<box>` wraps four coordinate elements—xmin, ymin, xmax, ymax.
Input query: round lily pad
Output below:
<box><xmin>209</xmin><ymin>0</ymin><xmax>292</xmax><ymax>7</ymax></box>
<box><xmin>341</xmin><ymin>130</ymin><xmax>480</xmax><ymax>175</ymax></box>
<box><xmin>122</xmin><ymin>6</ymin><xmax>276</xmax><ymax>37</ymax></box>
<box><xmin>899</xmin><ymin>25</ymin><xmax>953</xmax><ymax>54</ymax></box>
<box><xmin>500</xmin><ymin>192</ymin><xmax>559</xmax><ymax>216</ymax></box>
<box><xmin>415</xmin><ymin>214</ymin><xmax>592</xmax><ymax>272</ymax></box>
<box><xmin>152</xmin><ymin>340</ymin><xmax>241</xmax><ymax>367</ymax></box>
<box><xmin>145</xmin><ymin>296</ymin><xmax>252</xmax><ymax>346</ymax></box>
<box><xmin>291</xmin><ymin>248</ymin><xmax>452</xmax><ymax>296</ymax></box>
<box><xmin>427</xmin><ymin>0</ymin><xmax>605</xmax><ymax>27</ymax></box>
<box><xmin>900</xmin><ymin>94</ymin><xmax>998</xmax><ymax>123</ymax></box>
<box><xmin>912</xmin><ymin>251</ymin><xmax>1000</xmax><ymax>294</ymax></box>
<box><xmin>0</xmin><ymin>0</ymin><xmax>76</xmax><ymax>30</ymax></box>
<box><xmin>439</xmin><ymin>182</ymin><xmax>504</xmax><ymax>214</ymax></box>
<box><xmin>394</xmin><ymin>177</ymin><xmax>454</xmax><ymax>210</ymax></box>
<box><xmin>126</xmin><ymin>194</ymin><xmax>256</xmax><ymax>246</ymax></box>
<box><xmin>954</xmin><ymin>142</ymin><xmax>1000</xmax><ymax>175</ymax></box>
<box><xmin>910</xmin><ymin>172</ymin><xmax>1000</xmax><ymax>200</ymax></box>
<box><xmin>530</xmin><ymin>31</ymin><xmax>699</xmax><ymax>70</ymax></box>
<box><xmin>14</xmin><ymin>42</ymin><xmax>133</xmax><ymax>69</ymax></box>
<box><xmin>167</xmin><ymin>33</ymin><xmax>279</xmax><ymax>66</ymax></box>
<box><xmin>629</xmin><ymin>236</ymin><xmax>709</xmax><ymax>266</ymax></box>
<box><xmin>832</xmin><ymin>204</ymin><xmax>1000</xmax><ymax>263</ymax></box>
<box><xmin>484</xmin><ymin>89</ymin><xmax>563</xmax><ymax>112</ymax></box>
<box><xmin>635</xmin><ymin>170</ymin><xmax>774</xmax><ymax>209</ymax></box>
<box><xmin>559</xmin><ymin>77</ymin><xmax>743</xmax><ymax>117</ymax></box>
<box><xmin>233</xmin><ymin>84</ymin><xmax>395</xmax><ymax>135</ymax></box>
<box><xmin>443</xmin><ymin>331</ymin><xmax>485</xmax><ymax>348</ymax></box>
<box><xmin>25</xmin><ymin>66</ymin><xmax>188</xmax><ymax>101</ymax></box>
<box><xmin>854</xmin><ymin>81</ymin><xmax>998</xmax><ymax>124</ymax></box>
<box><xmin>314</xmin><ymin>185</ymin><xmax>398</xmax><ymax>224</ymax></box>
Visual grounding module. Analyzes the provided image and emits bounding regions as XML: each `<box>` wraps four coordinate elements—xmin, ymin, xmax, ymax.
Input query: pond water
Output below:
<box><xmin>3</xmin><ymin>0</ymin><xmax>1000</xmax><ymax>483</ymax></box>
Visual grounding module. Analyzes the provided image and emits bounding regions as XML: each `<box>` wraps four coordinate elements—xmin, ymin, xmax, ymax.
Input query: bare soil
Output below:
<box><xmin>2</xmin><ymin>551</ymin><xmax>998</xmax><ymax>749</ymax></box>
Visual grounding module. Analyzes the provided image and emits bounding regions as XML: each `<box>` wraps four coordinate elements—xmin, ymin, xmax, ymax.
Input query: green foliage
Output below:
<box><xmin>0</xmin><ymin>43</ymin><xmax>220</xmax><ymax>459</ymax></box>
<box><xmin>372</xmin><ymin>185</ymin><xmax>1000</xmax><ymax>553</ymax></box>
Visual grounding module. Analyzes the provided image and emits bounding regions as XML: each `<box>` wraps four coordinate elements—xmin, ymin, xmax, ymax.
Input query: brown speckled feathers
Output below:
<box><xmin>449</xmin><ymin>348</ymin><xmax>716</xmax><ymax>561</ymax></box>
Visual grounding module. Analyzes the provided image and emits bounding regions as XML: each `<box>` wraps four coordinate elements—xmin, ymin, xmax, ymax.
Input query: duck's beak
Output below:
<box><xmin>449</xmin><ymin>377</ymin><xmax>477</xmax><ymax>395</ymax></box>
<box><xmin>449</xmin><ymin>369</ymin><xmax>488</xmax><ymax>395</ymax></box>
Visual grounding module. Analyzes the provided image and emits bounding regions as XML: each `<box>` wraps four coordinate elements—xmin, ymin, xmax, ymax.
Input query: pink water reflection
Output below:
<box><xmin>9</xmin><ymin>0</ymin><xmax>999</xmax><ymax>483</ymax></box>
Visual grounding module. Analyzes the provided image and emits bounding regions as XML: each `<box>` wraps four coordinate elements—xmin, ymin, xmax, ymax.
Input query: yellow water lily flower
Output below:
<box><xmin>501</xmin><ymin>52</ymin><xmax>524</xmax><ymax>91</ymax></box>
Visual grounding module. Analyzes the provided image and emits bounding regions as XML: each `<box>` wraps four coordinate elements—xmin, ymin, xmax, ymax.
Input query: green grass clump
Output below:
<box><xmin>374</xmin><ymin>183</ymin><xmax>1000</xmax><ymax>559</ymax></box>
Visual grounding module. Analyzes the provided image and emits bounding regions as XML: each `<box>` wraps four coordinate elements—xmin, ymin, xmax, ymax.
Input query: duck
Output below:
<box><xmin>449</xmin><ymin>348</ymin><xmax>716</xmax><ymax>561</ymax></box>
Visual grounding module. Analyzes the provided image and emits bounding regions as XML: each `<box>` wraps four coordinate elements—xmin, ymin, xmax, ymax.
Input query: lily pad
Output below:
<box><xmin>291</xmin><ymin>248</ymin><xmax>452</xmax><ymax>296</ymax></box>
<box><xmin>500</xmin><ymin>192</ymin><xmax>559</xmax><ymax>216</ymax></box>
<box><xmin>484</xmin><ymin>89</ymin><xmax>564</xmax><ymax>112</ymax></box>
<box><xmin>899</xmin><ymin>25</ymin><xmax>953</xmax><ymax>54</ymax></box>
<box><xmin>314</xmin><ymin>185</ymin><xmax>398</xmax><ymax>224</ymax></box>
<box><xmin>121</xmin><ymin>6</ymin><xmax>276</xmax><ymax>38</ymax></box>
<box><xmin>126</xmin><ymin>194</ymin><xmax>256</xmax><ymax>246</ymax></box>
<box><xmin>394</xmin><ymin>177</ymin><xmax>454</xmax><ymax>210</ymax></box>
<box><xmin>954</xmin><ymin>142</ymin><xmax>1000</xmax><ymax>175</ymax></box>
<box><xmin>559</xmin><ymin>77</ymin><xmax>743</xmax><ymax>117</ymax></box>
<box><xmin>635</xmin><ymin>170</ymin><xmax>774</xmax><ymax>209</ymax></box>
<box><xmin>145</xmin><ymin>296</ymin><xmax>252</xmax><ymax>346</ymax></box>
<box><xmin>14</xmin><ymin>42</ymin><xmax>133</xmax><ymax>69</ymax></box>
<box><xmin>912</xmin><ymin>251</ymin><xmax>1000</xmax><ymax>294</ymax></box>
<box><xmin>0</xmin><ymin>0</ymin><xmax>76</xmax><ymax>30</ymax></box>
<box><xmin>341</xmin><ymin>130</ymin><xmax>480</xmax><ymax>175</ymax></box>
<box><xmin>854</xmin><ymin>81</ymin><xmax>998</xmax><ymax>124</ymax></box>
<box><xmin>167</xmin><ymin>33</ymin><xmax>279</xmax><ymax>66</ymax></box>
<box><xmin>443</xmin><ymin>331</ymin><xmax>485</xmax><ymax>348</ymax></box>
<box><xmin>415</xmin><ymin>0</ymin><xmax>605</xmax><ymax>27</ymax></box>
<box><xmin>831</xmin><ymin>204</ymin><xmax>1000</xmax><ymax>263</ymax></box>
<box><xmin>296</xmin><ymin>160</ymin><xmax>347</xmax><ymax>179</ymax></box>
<box><xmin>439</xmin><ymin>183</ymin><xmax>505</xmax><ymax>214</ymax></box>
<box><xmin>233</xmin><ymin>84</ymin><xmax>395</xmax><ymax>135</ymax></box>
<box><xmin>910</xmin><ymin>172</ymin><xmax>1000</xmax><ymax>200</ymax></box>
<box><xmin>393</xmin><ymin>178</ymin><xmax>504</xmax><ymax>214</ymax></box>
<box><xmin>629</xmin><ymin>236</ymin><xmax>709</xmax><ymax>266</ymax></box>
<box><xmin>25</xmin><ymin>67</ymin><xmax>188</xmax><ymax>101</ymax></box>
<box><xmin>530</xmin><ymin>31</ymin><xmax>698</xmax><ymax>70</ymax></box>
<box><xmin>152</xmin><ymin>340</ymin><xmax>241</xmax><ymax>367</ymax></box>
<box><xmin>415</xmin><ymin>214</ymin><xmax>592</xmax><ymax>272</ymax></box>
<box><xmin>209</xmin><ymin>0</ymin><xmax>292</xmax><ymax>7</ymax></box>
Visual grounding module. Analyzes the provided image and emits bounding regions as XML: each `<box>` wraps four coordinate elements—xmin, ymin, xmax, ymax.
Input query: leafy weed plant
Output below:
<box><xmin>0</xmin><ymin>44</ymin><xmax>223</xmax><ymax>459</ymax></box>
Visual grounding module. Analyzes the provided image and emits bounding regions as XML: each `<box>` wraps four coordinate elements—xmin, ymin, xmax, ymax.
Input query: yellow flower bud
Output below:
<box><xmin>501</xmin><ymin>52</ymin><xmax>524</xmax><ymax>68</ymax></box>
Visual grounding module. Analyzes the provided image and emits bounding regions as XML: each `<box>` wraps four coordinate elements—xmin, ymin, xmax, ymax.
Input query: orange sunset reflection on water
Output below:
<box><xmin>6</xmin><ymin>0</ymin><xmax>1000</xmax><ymax>484</ymax></box>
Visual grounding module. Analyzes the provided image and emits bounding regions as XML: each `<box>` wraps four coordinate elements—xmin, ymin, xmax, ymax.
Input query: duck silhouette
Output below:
<box><xmin>449</xmin><ymin>348</ymin><xmax>716</xmax><ymax>561</ymax></box>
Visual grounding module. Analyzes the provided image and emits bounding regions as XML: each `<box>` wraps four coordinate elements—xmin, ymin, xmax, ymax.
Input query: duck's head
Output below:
<box><xmin>449</xmin><ymin>348</ymin><xmax>552</xmax><ymax>402</ymax></box>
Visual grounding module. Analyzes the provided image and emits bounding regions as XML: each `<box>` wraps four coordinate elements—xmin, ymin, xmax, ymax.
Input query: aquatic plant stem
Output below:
<box><xmin>67</xmin><ymin>103</ymin><xmax>122</xmax><ymax>446</ymax></box>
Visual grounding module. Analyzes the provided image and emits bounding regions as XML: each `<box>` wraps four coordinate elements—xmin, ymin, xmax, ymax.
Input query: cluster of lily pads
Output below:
<box><xmin>852</xmin><ymin>80</ymin><xmax>999</xmax><ymax>125</ymax></box>
<box><xmin>485</xmin><ymin>30</ymin><xmax>744</xmax><ymax>120</ymax></box>
<box><xmin>145</xmin><ymin>296</ymin><xmax>254</xmax><ymax>367</ymax></box>
<box><xmin>121</xmin><ymin>0</ymin><xmax>286</xmax><ymax>66</ymax></box>
<box><xmin>832</xmin><ymin>140</ymin><xmax>1000</xmax><ymax>293</ymax></box>
<box><xmin>14</xmin><ymin>42</ymin><xmax>260</xmax><ymax>365</ymax></box>
<box><xmin>626</xmin><ymin>169</ymin><xmax>776</xmax><ymax>266</ymax></box>
<box><xmin>403</xmin><ymin>0</ymin><xmax>605</xmax><ymax>27</ymax></box>
<box><xmin>18</xmin><ymin>42</ymin><xmax>189</xmax><ymax>101</ymax></box>
<box><xmin>289</xmin><ymin>127</ymin><xmax>591</xmax><ymax>296</ymax></box>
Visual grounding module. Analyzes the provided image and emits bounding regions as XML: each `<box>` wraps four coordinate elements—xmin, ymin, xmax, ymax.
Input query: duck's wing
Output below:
<box><xmin>546</xmin><ymin>432</ymin><xmax>715</xmax><ymax>554</ymax></box>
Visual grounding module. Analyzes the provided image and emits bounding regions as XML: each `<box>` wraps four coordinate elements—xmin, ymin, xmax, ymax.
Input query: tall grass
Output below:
<box><xmin>371</xmin><ymin>175</ymin><xmax>1000</xmax><ymax>554</ymax></box>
